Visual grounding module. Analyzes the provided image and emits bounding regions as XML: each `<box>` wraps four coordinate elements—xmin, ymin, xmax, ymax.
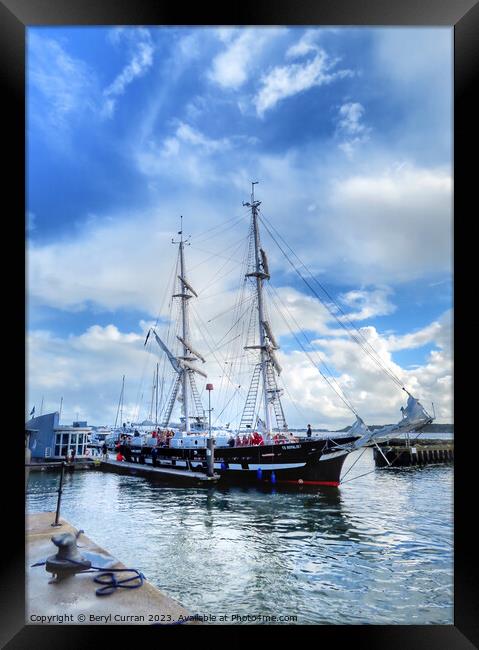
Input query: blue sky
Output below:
<box><xmin>26</xmin><ymin>26</ymin><xmax>452</xmax><ymax>428</ymax></box>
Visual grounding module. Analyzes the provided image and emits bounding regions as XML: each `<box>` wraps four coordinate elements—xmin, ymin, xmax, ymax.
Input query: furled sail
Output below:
<box><xmin>262</xmin><ymin>320</ymin><xmax>279</xmax><ymax>349</ymax></box>
<box><xmin>268</xmin><ymin>349</ymin><xmax>282</xmax><ymax>375</ymax></box>
<box><xmin>260</xmin><ymin>249</ymin><xmax>270</xmax><ymax>278</ymax></box>
<box><xmin>179</xmin><ymin>359</ymin><xmax>208</xmax><ymax>378</ymax></box>
<box><xmin>152</xmin><ymin>330</ymin><xmax>181</xmax><ymax>374</ymax></box>
<box><xmin>352</xmin><ymin>394</ymin><xmax>433</xmax><ymax>450</ymax></box>
<box><xmin>176</xmin><ymin>335</ymin><xmax>206</xmax><ymax>363</ymax></box>
<box><xmin>178</xmin><ymin>275</ymin><xmax>198</xmax><ymax>297</ymax></box>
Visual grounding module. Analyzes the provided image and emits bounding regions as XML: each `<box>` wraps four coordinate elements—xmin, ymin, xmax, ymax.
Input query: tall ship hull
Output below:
<box><xmin>116</xmin><ymin>436</ymin><xmax>360</xmax><ymax>487</ymax></box>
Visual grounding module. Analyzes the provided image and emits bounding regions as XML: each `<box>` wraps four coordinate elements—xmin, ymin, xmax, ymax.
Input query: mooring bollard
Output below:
<box><xmin>206</xmin><ymin>383</ymin><xmax>215</xmax><ymax>477</ymax></box>
<box><xmin>52</xmin><ymin>462</ymin><xmax>66</xmax><ymax>527</ymax></box>
<box><xmin>206</xmin><ymin>438</ymin><xmax>215</xmax><ymax>478</ymax></box>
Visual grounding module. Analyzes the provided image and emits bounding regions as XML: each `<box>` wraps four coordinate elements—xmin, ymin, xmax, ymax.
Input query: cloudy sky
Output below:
<box><xmin>26</xmin><ymin>26</ymin><xmax>453</xmax><ymax>429</ymax></box>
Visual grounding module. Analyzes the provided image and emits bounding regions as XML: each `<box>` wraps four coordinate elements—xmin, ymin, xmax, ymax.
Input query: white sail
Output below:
<box><xmin>341</xmin><ymin>416</ymin><xmax>373</xmax><ymax>450</ymax></box>
<box><xmin>399</xmin><ymin>395</ymin><xmax>433</xmax><ymax>429</ymax></box>
<box><xmin>352</xmin><ymin>395</ymin><xmax>433</xmax><ymax>450</ymax></box>
<box><xmin>152</xmin><ymin>330</ymin><xmax>181</xmax><ymax>374</ymax></box>
<box><xmin>349</xmin><ymin>416</ymin><xmax>370</xmax><ymax>438</ymax></box>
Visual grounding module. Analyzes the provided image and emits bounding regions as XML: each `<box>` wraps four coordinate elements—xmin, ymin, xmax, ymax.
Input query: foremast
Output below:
<box><xmin>149</xmin><ymin>218</ymin><xmax>207</xmax><ymax>432</ymax></box>
<box><xmin>243</xmin><ymin>183</ymin><xmax>286</xmax><ymax>438</ymax></box>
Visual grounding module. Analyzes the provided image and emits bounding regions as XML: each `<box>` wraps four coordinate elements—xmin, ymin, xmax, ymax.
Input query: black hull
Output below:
<box><xmin>116</xmin><ymin>437</ymin><xmax>358</xmax><ymax>487</ymax></box>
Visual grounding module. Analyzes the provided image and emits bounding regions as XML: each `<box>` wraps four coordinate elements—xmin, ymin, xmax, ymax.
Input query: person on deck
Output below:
<box><xmin>102</xmin><ymin>442</ymin><xmax>108</xmax><ymax>460</ymax></box>
<box><xmin>307</xmin><ymin>424</ymin><xmax>312</xmax><ymax>438</ymax></box>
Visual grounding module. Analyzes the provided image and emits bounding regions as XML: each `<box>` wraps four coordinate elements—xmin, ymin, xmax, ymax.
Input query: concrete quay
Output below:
<box><xmin>26</xmin><ymin>512</ymin><xmax>196</xmax><ymax>625</ymax></box>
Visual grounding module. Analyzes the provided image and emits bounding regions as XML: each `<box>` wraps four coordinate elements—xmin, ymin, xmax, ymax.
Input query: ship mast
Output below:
<box><xmin>244</xmin><ymin>183</ymin><xmax>273</xmax><ymax>436</ymax></box>
<box><xmin>147</xmin><ymin>219</ymin><xmax>207</xmax><ymax>431</ymax></box>
<box><xmin>176</xmin><ymin>219</ymin><xmax>191</xmax><ymax>433</ymax></box>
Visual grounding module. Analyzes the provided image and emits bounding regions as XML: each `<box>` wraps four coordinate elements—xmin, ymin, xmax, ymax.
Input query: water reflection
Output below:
<box><xmin>26</xmin><ymin>450</ymin><xmax>453</xmax><ymax>625</ymax></box>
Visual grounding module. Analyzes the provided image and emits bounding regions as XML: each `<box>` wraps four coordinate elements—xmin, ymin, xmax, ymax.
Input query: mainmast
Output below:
<box><xmin>175</xmin><ymin>219</ymin><xmax>191</xmax><ymax>432</ymax></box>
<box><xmin>244</xmin><ymin>183</ymin><xmax>273</xmax><ymax>436</ymax></box>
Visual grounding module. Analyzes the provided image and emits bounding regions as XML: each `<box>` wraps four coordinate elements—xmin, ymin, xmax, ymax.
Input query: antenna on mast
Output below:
<box><xmin>243</xmin><ymin>181</ymin><xmax>260</xmax><ymax>209</ymax></box>
<box><xmin>172</xmin><ymin>216</ymin><xmax>190</xmax><ymax>247</ymax></box>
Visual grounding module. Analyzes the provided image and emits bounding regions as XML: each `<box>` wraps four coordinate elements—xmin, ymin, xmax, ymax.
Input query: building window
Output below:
<box><xmin>53</xmin><ymin>430</ymin><xmax>89</xmax><ymax>456</ymax></box>
<box><xmin>54</xmin><ymin>433</ymin><xmax>62</xmax><ymax>457</ymax></box>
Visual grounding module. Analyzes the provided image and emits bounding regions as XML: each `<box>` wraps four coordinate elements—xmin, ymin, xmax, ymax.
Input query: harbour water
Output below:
<box><xmin>26</xmin><ymin>448</ymin><xmax>453</xmax><ymax>625</ymax></box>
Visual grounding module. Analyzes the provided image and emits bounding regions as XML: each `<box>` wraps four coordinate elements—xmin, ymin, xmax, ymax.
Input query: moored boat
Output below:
<box><xmin>109</xmin><ymin>185</ymin><xmax>434</xmax><ymax>486</ymax></box>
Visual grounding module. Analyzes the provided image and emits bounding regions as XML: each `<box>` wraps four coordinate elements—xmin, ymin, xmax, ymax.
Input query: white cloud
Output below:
<box><xmin>372</xmin><ymin>28</ymin><xmax>452</xmax><ymax>161</ymax></box>
<box><xmin>27</xmin><ymin>306</ymin><xmax>452</xmax><ymax>428</ymax></box>
<box><xmin>103</xmin><ymin>28</ymin><xmax>154</xmax><ymax>117</ymax></box>
<box><xmin>134</xmin><ymin>121</ymin><xmax>258</xmax><ymax>185</ymax></box>
<box><xmin>301</xmin><ymin>310</ymin><xmax>452</xmax><ymax>426</ymax></box>
<box><xmin>174</xmin><ymin>122</ymin><xmax>230</xmax><ymax>153</ymax></box>
<box><xmin>336</xmin><ymin>102</ymin><xmax>371</xmax><ymax>158</ymax></box>
<box><xmin>266</xmin><ymin>285</ymin><xmax>344</xmax><ymax>339</ymax></box>
<box><xmin>26</xmin><ymin>27</ymin><xmax>453</xmax><ymax>429</ymax></box>
<box><xmin>337</xmin><ymin>102</ymin><xmax>366</xmax><ymax>135</ymax></box>
<box><xmin>28</xmin><ymin>28</ymin><xmax>155</xmax><ymax>137</ymax></box>
<box><xmin>286</xmin><ymin>30</ymin><xmax>322</xmax><ymax>59</ymax></box>
<box><xmin>134</xmin><ymin>122</ymin><xmax>230</xmax><ymax>185</ymax></box>
<box><xmin>208</xmin><ymin>29</ymin><xmax>283</xmax><ymax>89</ymax></box>
<box><xmin>132</xmin><ymin>130</ymin><xmax>452</xmax><ymax>284</ymax></box>
<box><xmin>28</xmin><ymin>32</ymin><xmax>97</xmax><ymax>134</ymax></box>
<box><xmin>322</xmin><ymin>163</ymin><xmax>452</xmax><ymax>282</ymax></box>
<box><xmin>254</xmin><ymin>39</ymin><xmax>352</xmax><ymax>116</ymax></box>
<box><xmin>26</xmin><ymin>179</ymin><xmax>452</xmax><ymax>428</ymax></box>
<box><xmin>27</xmin><ymin>325</ymin><xmax>149</xmax><ymax>424</ymax></box>
<box><xmin>338</xmin><ymin>287</ymin><xmax>395</xmax><ymax>321</ymax></box>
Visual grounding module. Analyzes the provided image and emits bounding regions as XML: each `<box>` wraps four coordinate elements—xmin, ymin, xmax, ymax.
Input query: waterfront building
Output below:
<box><xmin>25</xmin><ymin>411</ymin><xmax>92</xmax><ymax>461</ymax></box>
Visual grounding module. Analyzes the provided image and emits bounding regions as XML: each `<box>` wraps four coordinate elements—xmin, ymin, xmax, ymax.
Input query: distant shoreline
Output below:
<box><xmin>291</xmin><ymin>423</ymin><xmax>454</xmax><ymax>434</ymax></box>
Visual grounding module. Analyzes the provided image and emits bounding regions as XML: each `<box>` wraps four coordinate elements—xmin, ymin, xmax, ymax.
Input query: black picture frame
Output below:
<box><xmin>5</xmin><ymin>0</ymin><xmax>477</xmax><ymax>647</ymax></box>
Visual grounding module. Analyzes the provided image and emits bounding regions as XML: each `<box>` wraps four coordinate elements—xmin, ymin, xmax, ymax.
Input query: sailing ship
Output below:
<box><xmin>112</xmin><ymin>184</ymin><xmax>434</xmax><ymax>486</ymax></box>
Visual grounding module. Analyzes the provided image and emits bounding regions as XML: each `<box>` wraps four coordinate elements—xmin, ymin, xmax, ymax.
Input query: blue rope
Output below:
<box><xmin>90</xmin><ymin>567</ymin><xmax>145</xmax><ymax>596</ymax></box>
<box><xmin>33</xmin><ymin>558</ymin><xmax>197</xmax><ymax>624</ymax></box>
<box><xmin>31</xmin><ymin>559</ymin><xmax>145</xmax><ymax>596</ymax></box>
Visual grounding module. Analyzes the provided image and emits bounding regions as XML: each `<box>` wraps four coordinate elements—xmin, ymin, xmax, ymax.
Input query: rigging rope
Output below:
<box><xmin>340</xmin><ymin>429</ymin><xmax>430</xmax><ymax>484</ymax></box>
<box><xmin>266</xmin><ymin>285</ymin><xmax>359</xmax><ymax>418</ymax></box>
<box><xmin>258</xmin><ymin>212</ymin><xmax>405</xmax><ymax>391</ymax></box>
<box><xmin>266</xmin><ymin>282</ymin><xmax>359</xmax><ymax>415</ymax></box>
